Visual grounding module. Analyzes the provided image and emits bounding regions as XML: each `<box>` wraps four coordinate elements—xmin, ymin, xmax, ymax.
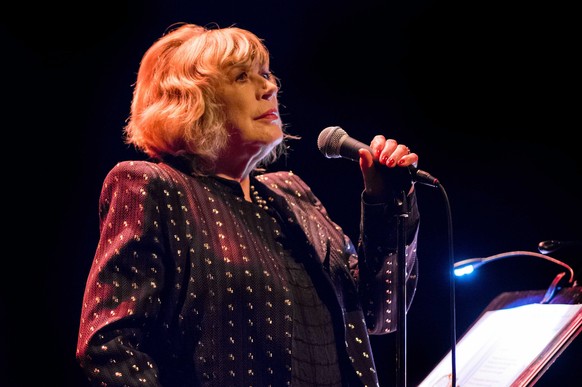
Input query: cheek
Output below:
<box><xmin>223</xmin><ymin>109</ymin><xmax>247</xmax><ymax>131</ymax></box>
<box><xmin>225</xmin><ymin>100</ymin><xmax>251</xmax><ymax>121</ymax></box>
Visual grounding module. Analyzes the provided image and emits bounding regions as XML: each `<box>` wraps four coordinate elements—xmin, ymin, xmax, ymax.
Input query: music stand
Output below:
<box><xmin>418</xmin><ymin>286</ymin><xmax>582</xmax><ymax>386</ymax></box>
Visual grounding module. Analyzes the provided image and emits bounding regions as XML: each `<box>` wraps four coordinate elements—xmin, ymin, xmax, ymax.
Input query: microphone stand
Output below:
<box><xmin>395</xmin><ymin>188</ymin><xmax>409</xmax><ymax>387</ymax></box>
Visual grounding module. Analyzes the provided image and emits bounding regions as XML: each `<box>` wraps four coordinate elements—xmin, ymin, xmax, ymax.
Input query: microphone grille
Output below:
<box><xmin>317</xmin><ymin>126</ymin><xmax>347</xmax><ymax>158</ymax></box>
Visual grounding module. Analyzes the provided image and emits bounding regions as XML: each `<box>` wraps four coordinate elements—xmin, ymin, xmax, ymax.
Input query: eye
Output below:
<box><xmin>235</xmin><ymin>71</ymin><xmax>249</xmax><ymax>82</ymax></box>
<box><xmin>261</xmin><ymin>71</ymin><xmax>272</xmax><ymax>80</ymax></box>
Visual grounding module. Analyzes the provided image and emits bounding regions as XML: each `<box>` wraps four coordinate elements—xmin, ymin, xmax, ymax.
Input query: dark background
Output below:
<box><xmin>2</xmin><ymin>1</ymin><xmax>580</xmax><ymax>386</ymax></box>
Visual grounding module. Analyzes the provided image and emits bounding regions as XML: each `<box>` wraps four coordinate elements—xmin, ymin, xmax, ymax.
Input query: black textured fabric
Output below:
<box><xmin>278</xmin><ymin>234</ymin><xmax>343</xmax><ymax>386</ymax></box>
<box><xmin>76</xmin><ymin>160</ymin><xmax>420</xmax><ymax>386</ymax></box>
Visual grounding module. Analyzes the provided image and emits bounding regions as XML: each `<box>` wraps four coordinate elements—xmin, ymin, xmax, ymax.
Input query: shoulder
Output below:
<box><xmin>107</xmin><ymin>160</ymin><xmax>165</xmax><ymax>176</ymax></box>
<box><xmin>102</xmin><ymin>160</ymin><xmax>193</xmax><ymax>193</ymax></box>
<box><xmin>106</xmin><ymin>160</ymin><xmax>189</xmax><ymax>180</ymax></box>
<box><xmin>98</xmin><ymin>160</ymin><xmax>203</xmax><ymax>210</ymax></box>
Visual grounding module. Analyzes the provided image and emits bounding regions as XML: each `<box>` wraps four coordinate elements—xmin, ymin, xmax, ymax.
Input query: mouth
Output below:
<box><xmin>255</xmin><ymin>109</ymin><xmax>279</xmax><ymax>120</ymax></box>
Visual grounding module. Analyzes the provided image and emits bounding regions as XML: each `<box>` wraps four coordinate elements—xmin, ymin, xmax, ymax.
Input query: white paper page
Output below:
<box><xmin>418</xmin><ymin>303</ymin><xmax>582</xmax><ymax>387</ymax></box>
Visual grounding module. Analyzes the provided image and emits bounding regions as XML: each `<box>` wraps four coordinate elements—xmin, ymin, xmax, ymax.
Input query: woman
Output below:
<box><xmin>76</xmin><ymin>22</ymin><xmax>421</xmax><ymax>386</ymax></box>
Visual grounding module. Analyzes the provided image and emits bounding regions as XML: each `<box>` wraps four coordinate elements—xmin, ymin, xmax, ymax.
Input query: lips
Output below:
<box><xmin>255</xmin><ymin>109</ymin><xmax>279</xmax><ymax>120</ymax></box>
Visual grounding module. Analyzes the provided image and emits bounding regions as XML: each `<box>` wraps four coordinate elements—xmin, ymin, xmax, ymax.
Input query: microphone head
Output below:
<box><xmin>317</xmin><ymin>126</ymin><xmax>347</xmax><ymax>158</ymax></box>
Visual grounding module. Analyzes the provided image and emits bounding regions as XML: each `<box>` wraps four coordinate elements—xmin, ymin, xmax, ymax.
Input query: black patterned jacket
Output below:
<box><xmin>76</xmin><ymin>160</ymin><xmax>419</xmax><ymax>386</ymax></box>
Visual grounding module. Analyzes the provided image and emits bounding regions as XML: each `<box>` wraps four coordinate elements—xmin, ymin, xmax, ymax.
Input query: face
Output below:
<box><xmin>218</xmin><ymin>61</ymin><xmax>283</xmax><ymax>160</ymax></box>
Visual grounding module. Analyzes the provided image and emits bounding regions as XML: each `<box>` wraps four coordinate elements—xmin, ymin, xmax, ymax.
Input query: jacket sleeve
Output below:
<box><xmin>76</xmin><ymin>161</ymin><xmax>170</xmax><ymax>386</ymax></box>
<box><xmin>351</xmin><ymin>189</ymin><xmax>420</xmax><ymax>335</ymax></box>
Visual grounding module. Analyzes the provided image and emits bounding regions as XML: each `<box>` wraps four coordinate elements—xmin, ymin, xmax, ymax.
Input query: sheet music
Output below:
<box><xmin>418</xmin><ymin>303</ymin><xmax>582</xmax><ymax>387</ymax></box>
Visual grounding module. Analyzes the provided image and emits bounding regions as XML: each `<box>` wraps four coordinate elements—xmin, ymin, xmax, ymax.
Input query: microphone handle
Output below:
<box><xmin>339</xmin><ymin>136</ymin><xmax>440</xmax><ymax>187</ymax></box>
<box><xmin>339</xmin><ymin>136</ymin><xmax>372</xmax><ymax>162</ymax></box>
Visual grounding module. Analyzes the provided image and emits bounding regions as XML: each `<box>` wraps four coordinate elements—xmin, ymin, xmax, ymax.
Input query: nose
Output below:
<box><xmin>261</xmin><ymin>78</ymin><xmax>278</xmax><ymax>100</ymax></box>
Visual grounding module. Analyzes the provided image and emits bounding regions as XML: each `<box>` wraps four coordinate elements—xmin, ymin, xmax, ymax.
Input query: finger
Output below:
<box><xmin>378</xmin><ymin>139</ymin><xmax>398</xmax><ymax>164</ymax></box>
<box><xmin>369</xmin><ymin>135</ymin><xmax>386</xmax><ymax>158</ymax></box>
<box><xmin>395</xmin><ymin>144</ymin><xmax>411</xmax><ymax>159</ymax></box>
<box><xmin>397</xmin><ymin>151</ymin><xmax>419</xmax><ymax>167</ymax></box>
<box><xmin>358</xmin><ymin>148</ymin><xmax>374</xmax><ymax>171</ymax></box>
<box><xmin>393</xmin><ymin>144</ymin><xmax>416</xmax><ymax>166</ymax></box>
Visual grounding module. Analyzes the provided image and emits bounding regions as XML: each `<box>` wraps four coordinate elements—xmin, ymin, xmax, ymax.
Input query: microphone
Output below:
<box><xmin>317</xmin><ymin>126</ymin><xmax>440</xmax><ymax>187</ymax></box>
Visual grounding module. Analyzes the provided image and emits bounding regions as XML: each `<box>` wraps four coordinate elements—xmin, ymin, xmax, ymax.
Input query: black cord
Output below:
<box><xmin>438</xmin><ymin>183</ymin><xmax>457</xmax><ymax>386</ymax></box>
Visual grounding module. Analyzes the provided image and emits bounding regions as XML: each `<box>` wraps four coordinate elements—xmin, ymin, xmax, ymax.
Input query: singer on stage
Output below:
<box><xmin>76</xmin><ymin>22</ymin><xmax>421</xmax><ymax>386</ymax></box>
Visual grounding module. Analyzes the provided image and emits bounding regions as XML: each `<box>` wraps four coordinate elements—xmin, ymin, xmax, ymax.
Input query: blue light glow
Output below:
<box><xmin>454</xmin><ymin>265</ymin><xmax>475</xmax><ymax>277</ymax></box>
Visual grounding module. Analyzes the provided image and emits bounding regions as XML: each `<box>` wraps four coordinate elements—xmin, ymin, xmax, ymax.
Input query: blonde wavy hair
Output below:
<box><xmin>124</xmin><ymin>23</ymin><xmax>292</xmax><ymax>174</ymax></box>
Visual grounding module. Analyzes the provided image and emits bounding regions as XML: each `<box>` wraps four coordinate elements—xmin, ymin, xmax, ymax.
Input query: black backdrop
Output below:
<box><xmin>2</xmin><ymin>1</ymin><xmax>580</xmax><ymax>386</ymax></box>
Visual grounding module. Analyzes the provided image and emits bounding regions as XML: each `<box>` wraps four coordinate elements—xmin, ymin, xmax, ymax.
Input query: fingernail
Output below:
<box><xmin>387</xmin><ymin>158</ymin><xmax>395</xmax><ymax>166</ymax></box>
